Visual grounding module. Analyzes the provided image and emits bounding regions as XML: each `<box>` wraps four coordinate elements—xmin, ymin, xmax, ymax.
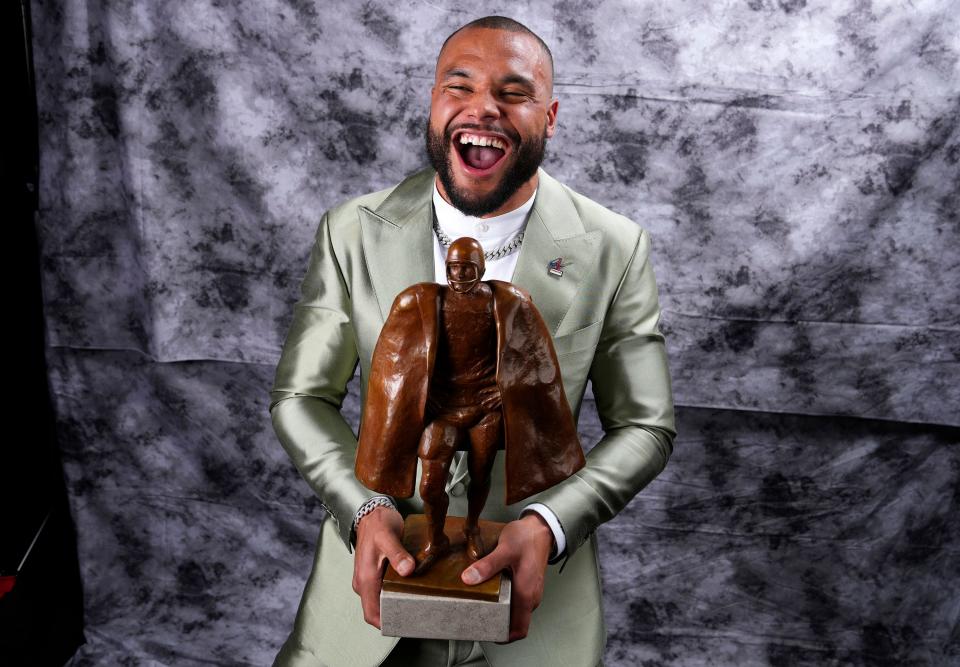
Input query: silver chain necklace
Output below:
<box><xmin>432</xmin><ymin>217</ymin><xmax>525</xmax><ymax>261</ymax></box>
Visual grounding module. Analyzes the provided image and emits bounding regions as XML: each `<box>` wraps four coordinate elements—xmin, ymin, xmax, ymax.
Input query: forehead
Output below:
<box><xmin>435</xmin><ymin>27</ymin><xmax>550</xmax><ymax>89</ymax></box>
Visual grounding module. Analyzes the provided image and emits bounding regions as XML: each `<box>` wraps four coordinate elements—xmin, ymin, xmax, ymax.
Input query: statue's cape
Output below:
<box><xmin>356</xmin><ymin>281</ymin><xmax>585</xmax><ymax>505</ymax></box>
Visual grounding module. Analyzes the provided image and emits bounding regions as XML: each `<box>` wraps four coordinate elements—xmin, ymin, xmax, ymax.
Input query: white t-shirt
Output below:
<box><xmin>431</xmin><ymin>183</ymin><xmax>534</xmax><ymax>283</ymax></box>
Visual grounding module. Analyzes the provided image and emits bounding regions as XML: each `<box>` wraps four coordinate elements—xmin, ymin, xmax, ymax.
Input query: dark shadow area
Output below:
<box><xmin>0</xmin><ymin>2</ymin><xmax>85</xmax><ymax>664</ymax></box>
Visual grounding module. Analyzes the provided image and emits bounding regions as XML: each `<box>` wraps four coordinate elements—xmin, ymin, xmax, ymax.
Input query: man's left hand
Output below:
<box><xmin>460</xmin><ymin>513</ymin><xmax>554</xmax><ymax>643</ymax></box>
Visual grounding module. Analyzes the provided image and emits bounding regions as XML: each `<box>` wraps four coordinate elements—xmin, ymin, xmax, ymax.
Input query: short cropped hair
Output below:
<box><xmin>439</xmin><ymin>16</ymin><xmax>555</xmax><ymax>92</ymax></box>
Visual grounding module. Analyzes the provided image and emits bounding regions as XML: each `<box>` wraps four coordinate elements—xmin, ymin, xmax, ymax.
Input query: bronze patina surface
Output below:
<box><xmin>382</xmin><ymin>515</ymin><xmax>505</xmax><ymax>602</ymax></box>
<box><xmin>356</xmin><ymin>237</ymin><xmax>585</xmax><ymax>574</ymax></box>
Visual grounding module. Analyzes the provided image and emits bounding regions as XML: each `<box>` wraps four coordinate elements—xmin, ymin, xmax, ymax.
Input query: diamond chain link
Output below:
<box><xmin>432</xmin><ymin>217</ymin><xmax>525</xmax><ymax>261</ymax></box>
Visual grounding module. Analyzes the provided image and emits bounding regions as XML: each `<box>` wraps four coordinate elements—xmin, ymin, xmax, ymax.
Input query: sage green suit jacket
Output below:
<box><xmin>270</xmin><ymin>167</ymin><xmax>675</xmax><ymax>667</ymax></box>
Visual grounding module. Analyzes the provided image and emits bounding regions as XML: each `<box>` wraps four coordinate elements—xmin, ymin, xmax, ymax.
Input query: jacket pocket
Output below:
<box><xmin>552</xmin><ymin>320</ymin><xmax>603</xmax><ymax>358</ymax></box>
<box><xmin>554</xmin><ymin>322</ymin><xmax>603</xmax><ymax>406</ymax></box>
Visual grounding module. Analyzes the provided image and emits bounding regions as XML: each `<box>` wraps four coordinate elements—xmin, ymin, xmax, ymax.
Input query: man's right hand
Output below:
<box><xmin>352</xmin><ymin>506</ymin><xmax>415</xmax><ymax>628</ymax></box>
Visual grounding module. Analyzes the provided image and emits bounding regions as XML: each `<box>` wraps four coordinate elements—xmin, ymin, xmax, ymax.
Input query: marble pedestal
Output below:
<box><xmin>380</xmin><ymin>515</ymin><xmax>510</xmax><ymax>642</ymax></box>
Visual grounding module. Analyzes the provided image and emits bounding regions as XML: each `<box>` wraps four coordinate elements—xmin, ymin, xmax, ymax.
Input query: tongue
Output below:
<box><xmin>463</xmin><ymin>145</ymin><xmax>503</xmax><ymax>170</ymax></box>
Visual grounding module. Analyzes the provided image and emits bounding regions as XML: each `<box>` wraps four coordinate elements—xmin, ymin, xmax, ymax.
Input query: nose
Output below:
<box><xmin>466</xmin><ymin>87</ymin><xmax>500</xmax><ymax>123</ymax></box>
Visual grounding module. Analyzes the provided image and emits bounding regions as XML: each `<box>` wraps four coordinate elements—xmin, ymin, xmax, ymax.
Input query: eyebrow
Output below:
<box><xmin>500</xmin><ymin>74</ymin><xmax>536</xmax><ymax>91</ymax></box>
<box><xmin>442</xmin><ymin>67</ymin><xmax>473</xmax><ymax>80</ymax></box>
<box><xmin>442</xmin><ymin>68</ymin><xmax>537</xmax><ymax>91</ymax></box>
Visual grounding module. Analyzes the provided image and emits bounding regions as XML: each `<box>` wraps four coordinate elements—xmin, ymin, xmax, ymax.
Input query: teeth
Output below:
<box><xmin>458</xmin><ymin>133</ymin><xmax>506</xmax><ymax>150</ymax></box>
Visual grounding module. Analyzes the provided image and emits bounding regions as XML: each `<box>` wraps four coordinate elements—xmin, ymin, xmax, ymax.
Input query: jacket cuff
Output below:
<box><xmin>523</xmin><ymin>472</ymin><xmax>603</xmax><ymax>559</ymax></box>
<box><xmin>520</xmin><ymin>502</ymin><xmax>567</xmax><ymax>563</ymax></box>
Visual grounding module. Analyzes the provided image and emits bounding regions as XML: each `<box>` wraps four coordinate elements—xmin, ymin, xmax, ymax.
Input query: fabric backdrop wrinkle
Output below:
<box><xmin>31</xmin><ymin>0</ymin><xmax>959</xmax><ymax>665</ymax></box>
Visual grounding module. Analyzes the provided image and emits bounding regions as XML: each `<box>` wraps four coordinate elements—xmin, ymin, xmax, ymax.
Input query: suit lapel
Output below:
<box><xmin>358</xmin><ymin>168</ymin><xmax>436</xmax><ymax>322</ymax></box>
<box><xmin>359</xmin><ymin>166</ymin><xmax>601</xmax><ymax>335</ymax></box>
<box><xmin>512</xmin><ymin>169</ymin><xmax>602</xmax><ymax>336</ymax></box>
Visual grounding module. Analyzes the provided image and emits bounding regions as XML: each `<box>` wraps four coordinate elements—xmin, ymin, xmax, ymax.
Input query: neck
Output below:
<box><xmin>435</xmin><ymin>173</ymin><xmax>539</xmax><ymax>219</ymax></box>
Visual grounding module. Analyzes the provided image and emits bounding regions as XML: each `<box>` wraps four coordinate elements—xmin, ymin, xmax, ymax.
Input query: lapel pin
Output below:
<box><xmin>548</xmin><ymin>257</ymin><xmax>565</xmax><ymax>277</ymax></box>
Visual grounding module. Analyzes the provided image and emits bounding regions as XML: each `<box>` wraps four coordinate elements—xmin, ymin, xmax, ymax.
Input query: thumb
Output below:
<box><xmin>380</xmin><ymin>532</ymin><xmax>415</xmax><ymax>577</ymax></box>
<box><xmin>462</xmin><ymin>546</ymin><xmax>510</xmax><ymax>586</ymax></box>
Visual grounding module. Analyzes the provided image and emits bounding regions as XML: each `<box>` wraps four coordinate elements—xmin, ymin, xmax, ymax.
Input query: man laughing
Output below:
<box><xmin>270</xmin><ymin>15</ymin><xmax>675</xmax><ymax>667</ymax></box>
<box><xmin>425</xmin><ymin>22</ymin><xmax>555</xmax><ymax>218</ymax></box>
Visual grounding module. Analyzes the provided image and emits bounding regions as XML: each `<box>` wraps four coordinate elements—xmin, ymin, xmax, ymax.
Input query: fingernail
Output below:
<box><xmin>463</xmin><ymin>568</ymin><xmax>480</xmax><ymax>585</ymax></box>
<box><xmin>398</xmin><ymin>558</ymin><xmax>414</xmax><ymax>576</ymax></box>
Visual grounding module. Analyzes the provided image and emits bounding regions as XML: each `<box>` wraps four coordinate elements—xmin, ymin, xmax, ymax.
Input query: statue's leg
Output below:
<box><xmin>464</xmin><ymin>410</ymin><xmax>503</xmax><ymax>561</ymax></box>
<box><xmin>415</xmin><ymin>419</ymin><xmax>458</xmax><ymax>574</ymax></box>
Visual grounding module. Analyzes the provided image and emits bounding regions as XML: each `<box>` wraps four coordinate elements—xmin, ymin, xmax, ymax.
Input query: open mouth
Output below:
<box><xmin>453</xmin><ymin>131</ymin><xmax>509</xmax><ymax>175</ymax></box>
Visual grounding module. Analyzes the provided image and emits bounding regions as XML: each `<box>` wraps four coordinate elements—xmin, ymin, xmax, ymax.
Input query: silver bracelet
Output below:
<box><xmin>353</xmin><ymin>496</ymin><xmax>397</xmax><ymax>531</ymax></box>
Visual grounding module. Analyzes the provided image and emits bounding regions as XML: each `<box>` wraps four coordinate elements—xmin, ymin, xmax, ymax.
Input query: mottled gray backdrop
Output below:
<box><xmin>32</xmin><ymin>0</ymin><xmax>959</xmax><ymax>665</ymax></box>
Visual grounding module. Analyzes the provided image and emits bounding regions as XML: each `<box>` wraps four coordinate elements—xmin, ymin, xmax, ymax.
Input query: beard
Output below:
<box><xmin>425</xmin><ymin>120</ymin><xmax>547</xmax><ymax>217</ymax></box>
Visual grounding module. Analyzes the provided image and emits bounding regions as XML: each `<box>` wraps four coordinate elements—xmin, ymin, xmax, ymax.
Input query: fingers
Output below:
<box><xmin>478</xmin><ymin>388</ymin><xmax>502</xmax><ymax>411</ymax></box>
<box><xmin>506</xmin><ymin>560</ymin><xmax>545</xmax><ymax>642</ymax></box>
<box><xmin>481</xmin><ymin>396</ymin><xmax>502</xmax><ymax>411</ymax></box>
<box><xmin>352</xmin><ymin>506</ymin><xmax>412</xmax><ymax>629</ymax></box>
<box><xmin>462</xmin><ymin>542</ymin><xmax>535</xmax><ymax>642</ymax></box>
<box><xmin>353</xmin><ymin>541</ymin><xmax>385</xmax><ymax>628</ymax></box>
<box><xmin>508</xmin><ymin>600</ymin><xmax>535</xmax><ymax>643</ymax></box>
<box><xmin>461</xmin><ymin>543</ymin><xmax>511</xmax><ymax>585</ymax></box>
<box><xmin>380</xmin><ymin>529</ymin><xmax>415</xmax><ymax>577</ymax></box>
<box><xmin>471</xmin><ymin>518</ymin><xmax>549</xmax><ymax>643</ymax></box>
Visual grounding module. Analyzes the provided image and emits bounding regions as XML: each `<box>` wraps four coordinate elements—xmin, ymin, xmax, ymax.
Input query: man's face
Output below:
<box><xmin>426</xmin><ymin>27</ymin><xmax>559</xmax><ymax>218</ymax></box>
<box><xmin>446</xmin><ymin>260</ymin><xmax>480</xmax><ymax>293</ymax></box>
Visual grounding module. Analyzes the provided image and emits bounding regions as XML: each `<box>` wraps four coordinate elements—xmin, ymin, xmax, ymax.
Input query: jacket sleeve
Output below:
<box><xmin>269</xmin><ymin>212</ymin><xmax>381</xmax><ymax>552</ymax></box>
<box><xmin>525</xmin><ymin>228</ymin><xmax>676</xmax><ymax>559</ymax></box>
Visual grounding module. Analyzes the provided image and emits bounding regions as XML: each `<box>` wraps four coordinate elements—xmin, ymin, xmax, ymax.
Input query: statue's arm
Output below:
<box><xmin>269</xmin><ymin>212</ymin><xmax>383</xmax><ymax>552</ymax></box>
<box><xmin>526</xmin><ymin>228</ymin><xmax>676</xmax><ymax>559</ymax></box>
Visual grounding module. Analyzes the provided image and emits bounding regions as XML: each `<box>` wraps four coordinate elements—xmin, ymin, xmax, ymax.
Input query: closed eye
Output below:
<box><xmin>501</xmin><ymin>89</ymin><xmax>533</xmax><ymax>101</ymax></box>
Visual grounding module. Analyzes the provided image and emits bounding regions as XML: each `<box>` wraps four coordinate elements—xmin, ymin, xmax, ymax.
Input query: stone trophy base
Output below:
<box><xmin>380</xmin><ymin>514</ymin><xmax>510</xmax><ymax>642</ymax></box>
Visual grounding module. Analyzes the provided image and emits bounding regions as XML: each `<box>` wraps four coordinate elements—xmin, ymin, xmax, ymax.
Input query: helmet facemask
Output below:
<box><xmin>445</xmin><ymin>237</ymin><xmax>486</xmax><ymax>293</ymax></box>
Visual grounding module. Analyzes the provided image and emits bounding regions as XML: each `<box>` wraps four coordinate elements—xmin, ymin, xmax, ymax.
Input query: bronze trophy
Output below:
<box><xmin>355</xmin><ymin>237</ymin><xmax>585</xmax><ymax>642</ymax></box>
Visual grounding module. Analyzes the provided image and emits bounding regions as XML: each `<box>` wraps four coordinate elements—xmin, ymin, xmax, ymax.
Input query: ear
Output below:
<box><xmin>545</xmin><ymin>98</ymin><xmax>559</xmax><ymax>139</ymax></box>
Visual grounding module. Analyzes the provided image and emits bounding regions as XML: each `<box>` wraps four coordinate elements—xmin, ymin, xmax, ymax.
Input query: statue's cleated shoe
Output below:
<box><xmin>413</xmin><ymin>537</ymin><xmax>451</xmax><ymax>576</ymax></box>
<box><xmin>464</xmin><ymin>527</ymin><xmax>486</xmax><ymax>561</ymax></box>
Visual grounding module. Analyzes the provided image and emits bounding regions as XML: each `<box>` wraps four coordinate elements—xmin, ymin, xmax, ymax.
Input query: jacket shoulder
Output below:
<box><xmin>561</xmin><ymin>182</ymin><xmax>644</xmax><ymax>246</ymax></box>
<box><xmin>325</xmin><ymin>167</ymin><xmax>435</xmax><ymax>233</ymax></box>
<box><xmin>324</xmin><ymin>184</ymin><xmax>397</xmax><ymax>230</ymax></box>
